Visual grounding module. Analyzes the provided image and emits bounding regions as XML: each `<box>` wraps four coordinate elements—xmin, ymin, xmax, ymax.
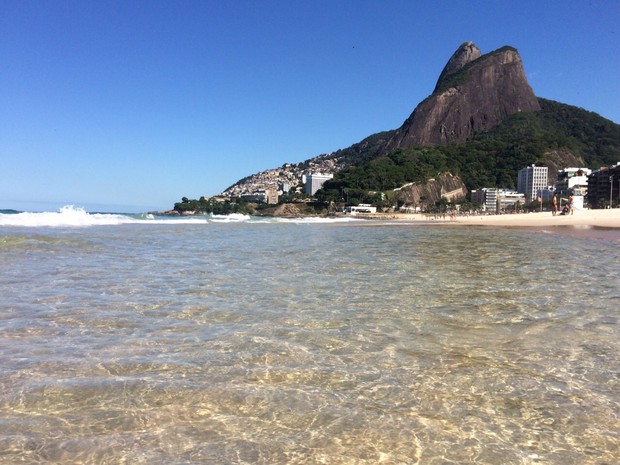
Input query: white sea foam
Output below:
<box><xmin>0</xmin><ymin>206</ymin><xmax>135</xmax><ymax>227</ymax></box>
<box><xmin>209</xmin><ymin>213</ymin><xmax>251</xmax><ymax>223</ymax></box>
<box><xmin>0</xmin><ymin>205</ymin><xmax>201</xmax><ymax>227</ymax></box>
<box><xmin>0</xmin><ymin>205</ymin><xmax>367</xmax><ymax>227</ymax></box>
<box><xmin>268</xmin><ymin>216</ymin><xmax>365</xmax><ymax>224</ymax></box>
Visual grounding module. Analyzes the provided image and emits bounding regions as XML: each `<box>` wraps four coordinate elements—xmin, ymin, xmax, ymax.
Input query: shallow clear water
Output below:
<box><xmin>1</xmin><ymin>220</ymin><xmax>619</xmax><ymax>464</ymax></box>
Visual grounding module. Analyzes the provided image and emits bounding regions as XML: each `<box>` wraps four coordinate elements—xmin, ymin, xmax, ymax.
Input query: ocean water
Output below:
<box><xmin>1</xmin><ymin>208</ymin><xmax>619</xmax><ymax>464</ymax></box>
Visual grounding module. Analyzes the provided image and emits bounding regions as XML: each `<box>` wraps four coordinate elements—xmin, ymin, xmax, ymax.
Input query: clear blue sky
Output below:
<box><xmin>2</xmin><ymin>0</ymin><xmax>619</xmax><ymax>212</ymax></box>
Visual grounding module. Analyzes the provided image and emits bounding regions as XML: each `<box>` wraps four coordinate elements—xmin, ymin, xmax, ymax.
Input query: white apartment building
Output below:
<box><xmin>471</xmin><ymin>188</ymin><xmax>525</xmax><ymax>213</ymax></box>
<box><xmin>501</xmin><ymin>190</ymin><xmax>526</xmax><ymax>211</ymax></box>
<box><xmin>304</xmin><ymin>173</ymin><xmax>333</xmax><ymax>196</ymax></box>
<box><xmin>554</xmin><ymin>167</ymin><xmax>591</xmax><ymax>198</ymax></box>
<box><xmin>517</xmin><ymin>165</ymin><xmax>548</xmax><ymax>202</ymax></box>
<box><xmin>240</xmin><ymin>187</ymin><xmax>278</xmax><ymax>204</ymax></box>
<box><xmin>344</xmin><ymin>204</ymin><xmax>377</xmax><ymax>214</ymax></box>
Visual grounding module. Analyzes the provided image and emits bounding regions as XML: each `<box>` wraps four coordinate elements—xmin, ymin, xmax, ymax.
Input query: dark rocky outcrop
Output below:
<box><xmin>542</xmin><ymin>148</ymin><xmax>586</xmax><ymax>180</ymax></box>
<box><xmin>433</xmin><ymin>41</ymin><xmax>481</xmax><ymax>93</ymax></box>
<box><xmin>384</xmin><ymin>43</ymin><xmax>541</xmax><ymax>150</ymax></box>
<box><xmin>265</xmin><ymin>203</ymin><xmax>306</xmax><ymax>217</ymax></box>
<box><xmin>255</xmin><ymin>202</ymin><xmax>318</xmax><ymax>217</ymax></box>
<box><xmin>394</xmin><ymin>172</ymin><xmax>467</xmax><ymax>208</ymax></box>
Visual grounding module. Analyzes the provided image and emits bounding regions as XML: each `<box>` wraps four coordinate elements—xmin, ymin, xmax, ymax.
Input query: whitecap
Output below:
<box><xmin>209</xmin><ymin>213</ymin><xmax>251</xmax><ymax>223</ymax></box>
<box><xmin>0</xmin><ymin>205</ymin><xmax>140</xmax><ymax>227</ymax></box>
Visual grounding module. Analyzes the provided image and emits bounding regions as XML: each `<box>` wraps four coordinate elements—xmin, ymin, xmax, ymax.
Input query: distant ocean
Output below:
<box><xmin>1</xmin><ymin>206</ymin><xmax>619</xmax><ymax>464</ymax></box>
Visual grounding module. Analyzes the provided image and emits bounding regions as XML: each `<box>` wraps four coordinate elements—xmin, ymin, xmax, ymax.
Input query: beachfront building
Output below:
<box><xmin>470</xmin><ymin>188</ymin><xmax>525</xmax><ymax>213</ymax></box>
<box><xmin>344</xmin><ymin>204</ymin><xmax>377</xmax><ymax>214</ymax></box>
<box><xmin>484</xmin><ymin>188</ymin><xmax>499</xmax><ymax>212</ymax></box>
<box><xmin>587</xmin><ymin>162</ymin><xmax>620</xmax><ymax>209</ymax></box>
<box><xmin>470</xmin><ymin>189</ymin><xmax>485</xmax><ymax>208</ymax></box>
<box><xmin>555</xmin><ymin>167</ymin><xmax>591</xmax><ymax>199</ymax></box>
<box><xmin>266</xmin><ymin>187</ymin><xmax>278</xmax><ymax>204</ymax></box>
<box><xmin>304</xmin><ymin>173</ymin><xmax>333</xmax><ymax>196</ymax></box>
<box><xmin>501</xmin><ymin>190</ymin><xmax>526</xmax><ymax>211</ymax></box>
<box><xmin>240</xmin><ymin>187</ymin><xmax>278</xmax><ymax>204</ymax></box>
<box><xmin>517</xmin><ymin>165</ymin><xmax>548</xmax><ymax>203</ymax></box>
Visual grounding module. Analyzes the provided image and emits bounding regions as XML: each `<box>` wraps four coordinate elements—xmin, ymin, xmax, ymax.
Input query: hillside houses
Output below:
<box><xmin>222</xmin><ymin>154</ymin><xmax>343</xmax><ymax>200</ymax></box>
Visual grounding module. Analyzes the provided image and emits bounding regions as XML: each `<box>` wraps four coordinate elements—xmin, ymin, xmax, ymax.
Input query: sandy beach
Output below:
<box><xmin>449</xmin><ymin>208</ymin><xmax>620</xmax><ymax>228</ymax></box>
<box><xmin>353</xmin><ymin>208</ymin><xmax>620</xmax><ymax>242</ymax></box>
<box><xmin>362</xmin><ymin>208</ymin><xmax>620</xmax><ymax>228</ymax></box>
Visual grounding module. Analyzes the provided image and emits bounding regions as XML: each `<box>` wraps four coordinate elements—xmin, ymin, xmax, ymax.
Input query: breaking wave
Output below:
<box><xmin>0</xmin><ymin>205</ymin><xmax>198</xmax><ymax>227</ymax></box>
<box><xmin>0</xmin><ymin>206</ymin><xmax>364</xmax><ymax>227</ymax></box>
<box><xmin>0</xmin><ymin>206</ymin><xmax>139</xmax><ymax>227</ymax></box>
<box><xmin>209</xmin><ymin>213</ymin><xmax>252</xmax><ymax>223</ymax></box>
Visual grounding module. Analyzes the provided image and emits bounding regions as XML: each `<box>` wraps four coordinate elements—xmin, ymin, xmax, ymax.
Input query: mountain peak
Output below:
<box><xmin>384</xmin><ymin>44</ymin><xmax>540</xmax><ymax>149</ymax></box>
<box><xmin>434</xmin><ymin>41</ymin><xmax>481</xmax><ymax>93</ymax></box>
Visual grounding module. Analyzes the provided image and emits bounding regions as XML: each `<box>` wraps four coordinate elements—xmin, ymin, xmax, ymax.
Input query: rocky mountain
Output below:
<box><xmin>433</xmin><ymin>41</ymin><xmax>481</xmax><ymax>93</ymax></box>
<box><xmin>219</xmin><ymin>42</ymin><xmax>620</xmax><ymax>202</ymax></box>
<box><xmin>383</xmin><ymin>43</ymin><xmax>541</xmax><ymax>150</ymax></box>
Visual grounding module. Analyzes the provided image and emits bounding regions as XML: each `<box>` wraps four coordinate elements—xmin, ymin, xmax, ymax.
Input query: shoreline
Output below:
<box><xmin>353</xmin><ymin>208</ymin><xmax>620</xmax><ymax>229</ymax></box>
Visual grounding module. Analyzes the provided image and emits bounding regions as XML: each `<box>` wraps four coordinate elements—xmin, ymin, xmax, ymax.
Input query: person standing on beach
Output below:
<box><xmin>569</xmin><ymin>194</ymin><xmax>574</xmax><ymax>215</ymax></box>
<box><xmin>552</xmin><ymin>193</ymin><xmax>558</xmax><ymax>216</ymax></box>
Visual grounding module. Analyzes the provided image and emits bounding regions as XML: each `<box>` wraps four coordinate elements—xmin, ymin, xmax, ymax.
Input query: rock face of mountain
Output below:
<box><xmin>394</xmin><ymin>173</ymin><xmax>467</xmax><ymax>208</ymax></box>
<box><xmin>433</xmin><ymin>41</ymin><xmax>481</xmax><ymax>93</ymax></box>
<box><xmin>384</xmin><ymin>43</ymin><xmax>541</xmax><ymax>150</ymax></box>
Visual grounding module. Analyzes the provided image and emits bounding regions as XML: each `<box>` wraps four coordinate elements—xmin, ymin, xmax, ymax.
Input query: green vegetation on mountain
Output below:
<box><xmin>173</xmin><ymin>196</ymin><xmax>253</xmax><ymax>215</ymax></box>
<box><xmin>316</xmin><ymin>98</ymin><xmax>620</xmax><ymax>202</ymax></box>
<box><xmin>320</xmin><ymin>130</ymin><xmax>396</xmax><ymax>167</ymax></box>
